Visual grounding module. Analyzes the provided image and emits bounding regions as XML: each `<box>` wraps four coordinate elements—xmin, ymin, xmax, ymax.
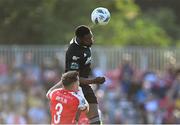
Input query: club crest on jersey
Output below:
<box><xmin>72</xmin><ymin>56</ymin><xmax>80</xmax><ymax>61</ymax></box>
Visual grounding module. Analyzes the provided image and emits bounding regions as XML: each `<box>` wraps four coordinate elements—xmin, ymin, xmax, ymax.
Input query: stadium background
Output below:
<box><xmin>0</xmin><ymin>0</ymin><xmax>180</xmax><ymax>124</ymax></box>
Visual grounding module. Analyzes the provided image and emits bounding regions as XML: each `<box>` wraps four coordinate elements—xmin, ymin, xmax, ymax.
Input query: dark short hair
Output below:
<box><xmin>61</xmin><ymin>71</ymin><xmax>79</xmax><ymax>86</ymax></box>
<box><xmin>75</xmin><ymin>25</ymin><xmax>91</xmax><ymax>38</ymax></box>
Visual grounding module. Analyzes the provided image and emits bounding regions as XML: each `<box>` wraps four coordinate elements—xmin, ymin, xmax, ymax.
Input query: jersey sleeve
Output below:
<box><xmin>65</xmin><ymin>48</ymin><xmax>81</xmax><ymax>71</ymax></box>
<box><xmin>77</xmin><ymin>87</ymin><xmax>89</xmax><ymax>111</ymax></box>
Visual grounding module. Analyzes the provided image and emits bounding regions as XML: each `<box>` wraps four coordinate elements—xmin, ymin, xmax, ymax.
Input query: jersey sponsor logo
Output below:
<box><xmin>72</xmin><ymin>56</ymin><xmax>80</xmax><ymax>61</ymax></box>
<box><xmin>70</xmin><ymin>62</ymin><xmax>79</xmax><ymax>69</ymax></box>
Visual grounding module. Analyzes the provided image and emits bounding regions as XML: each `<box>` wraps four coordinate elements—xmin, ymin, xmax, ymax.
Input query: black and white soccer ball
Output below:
<box><xmin>91</xmin><ymin>7</ymin><xmax>110</xmax><ymax>25</ymax></box>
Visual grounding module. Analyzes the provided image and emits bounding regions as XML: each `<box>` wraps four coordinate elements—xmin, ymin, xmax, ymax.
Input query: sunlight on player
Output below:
<box><xmin>65</xmin><ymin>25</ymin><xmax>105</xmax><ymax>124</ymax></box>
<box><xmin>46</xmin><ymin>71</ymin><xmax>89</xmax><ymax>124</ymax></box>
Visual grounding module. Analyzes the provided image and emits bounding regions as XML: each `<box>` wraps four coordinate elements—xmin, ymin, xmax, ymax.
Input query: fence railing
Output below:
<box><xmin>0</xmin><ymin>45</ymin><xmax>179</xmax><ymax>71</ymax></box>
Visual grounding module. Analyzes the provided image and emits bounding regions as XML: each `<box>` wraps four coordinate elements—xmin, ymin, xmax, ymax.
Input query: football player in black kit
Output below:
<box><xmin>65</xmin><ymin>25</ymin><xmax>105</xmax><ymax>124</ymax></box>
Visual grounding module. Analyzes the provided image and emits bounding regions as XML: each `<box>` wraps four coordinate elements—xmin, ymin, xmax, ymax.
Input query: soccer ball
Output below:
<box><xmin>91</xmin><ymin>7</ymin><xmax>110</xmax><ymax>25</ymax></box>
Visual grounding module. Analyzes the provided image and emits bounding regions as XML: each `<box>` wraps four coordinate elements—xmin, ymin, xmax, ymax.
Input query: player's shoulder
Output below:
<box><xmin>68</xmin><ymin>39</ymin><xmax>79</xmax><ymax>50</ymax></box>
<box><xmin>46</xmin><ymin>88</ymin><xmax>63</xmax><ymax>99</ymax></box>
<box><xmin>53</xmin><ymin>88</ymin><xmax>65</xmax><ymax>95</ymax></box>
<box><xmin>69</xmin><ymin>91</ymin><xmax>84</xmax><ymax>102</ymax></box>
<box><xmin>67</xmin><ymin>43</ymin><xmax>79</xmax><ymax>53</ymax></box>
<box><xmin>69</xmin><ymin>91</ymin><xmax>80</xmax><ymax>99</ymax></box>
<box><xmin>66</xmin><ymin>44</ymin><xmax>82</xmax><ymax>58</ymax></box>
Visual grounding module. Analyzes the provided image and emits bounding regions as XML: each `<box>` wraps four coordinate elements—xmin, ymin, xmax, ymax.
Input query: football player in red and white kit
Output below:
<box><xmin>46</xmin><ymin>71</ymin><xmax>89</xmax><ymax>124</ymax></box>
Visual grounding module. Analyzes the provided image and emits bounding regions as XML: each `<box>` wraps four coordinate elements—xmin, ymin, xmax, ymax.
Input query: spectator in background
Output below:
<box><xmin>119</xmin><ymin>54</ymin><xmax>135</xmax><ymax>94</ymax></box>
<box><xmin>0</xmin><ymin>49</ymin><xmax>179</xmax><ymax>124</ymax></box>
<box><xmin>20</xmin><ymin>51</ymin><xmax>41</xmax><ymax>86</ymax></box>
<box><xmin>5</xmin><ymin>108</ymin><xmax>27</xmax><ymax>124</ymax></box>
<box><xmin>27</xmin><ymin>85</ymin><xmax>48</xmax><ymax>124</ymax></box>
<box><xmin>0</xmin><ymin>55</ymin><xmax>8</xmax><ymax>75</ymax></box>
<box><xmin>41</xmin><ymin>56</ymin><xmax>62</xmax><ymax>91</ymax></box>
<box><xmin>0</xmin><ymin>55</ymin><xmax>9</xmax><ymax>85</ymax></box>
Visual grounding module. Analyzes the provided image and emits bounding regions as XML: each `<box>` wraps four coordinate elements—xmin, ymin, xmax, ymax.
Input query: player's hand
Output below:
<box><xmin>93</xmin><ymin>77</ymin><xmax>105</xmax><ymax>84</ymax></box>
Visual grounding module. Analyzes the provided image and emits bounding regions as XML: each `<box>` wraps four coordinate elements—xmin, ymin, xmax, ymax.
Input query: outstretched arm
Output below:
<box><xmin>79</xmin><ymin>76</ymin><xmax>105</xmax><ymax>85</ymax></box>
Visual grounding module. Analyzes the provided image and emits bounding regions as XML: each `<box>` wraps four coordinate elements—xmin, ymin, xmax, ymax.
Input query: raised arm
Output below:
<box><xmin>46</xmin><ymin>80</ymin><xmax>63</xmax><ymax>99</ymax></box>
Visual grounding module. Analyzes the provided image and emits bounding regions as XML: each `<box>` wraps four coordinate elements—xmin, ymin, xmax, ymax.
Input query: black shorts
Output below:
<box><xmin>80</xmin><ymin>84</ymin><xmax>98</xmax><ymax>104</ymax></box>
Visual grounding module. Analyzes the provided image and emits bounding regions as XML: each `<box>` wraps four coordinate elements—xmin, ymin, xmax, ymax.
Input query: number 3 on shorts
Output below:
<box><xmin>54</xmin><ymin>103</ymin><xmax>63</xmax><ymax>123</ymax></box>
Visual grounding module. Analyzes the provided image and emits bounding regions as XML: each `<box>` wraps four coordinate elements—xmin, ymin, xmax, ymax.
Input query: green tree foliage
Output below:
<box><xmin>0</xmin><ymin>0</ymin><xmax>96</xmax><ymax>44</ymax></box>
<box><xmin>42</xmin><ymin>0</ymin><xmax>96</xmax><ymax>44</ymax></box>
<box><xmin>142</xmin><ymin>8</ymin><xmax>180</xmax><ymax>45</ymax></box>
<box><xmin>93</xmin><ymin>0</ymin><xmax>171</xmax><ymax>46</ymax></box>
<box><xmin>0</xmin><ymin>0</ymin><xmax>179</xmax><ymax>46</ymax></box>
<box><xmin>0</xmin><ymin>0</ymin><xmax>45</xmax><ymax>44</ymax></box>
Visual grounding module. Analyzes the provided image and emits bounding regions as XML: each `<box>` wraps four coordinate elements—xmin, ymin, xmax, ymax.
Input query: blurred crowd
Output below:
<box><xmin>0</xmin><ymin>52</ymin><xmax>63</xmax><ymax>124</ymax></box>
<box><xmin>0</xmin><ymin>51</ymin><xmax>179</xmax><ymax>124</ymax></box>
<box><xmin>94</xmin><ymin>58</ymin><xmax>180</xmax><ymax>124</ymax></box>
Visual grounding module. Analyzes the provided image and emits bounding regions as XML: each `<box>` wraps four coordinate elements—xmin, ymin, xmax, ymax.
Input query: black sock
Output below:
<box><xmin>89</xmin><ymin>115</ymin><xmax>101</xmax><ymax>124</ymax></box>
<box><xmin>90</xmin><ymin>120</ymin><xmax>101</xmax><ymax>124</ymax></box>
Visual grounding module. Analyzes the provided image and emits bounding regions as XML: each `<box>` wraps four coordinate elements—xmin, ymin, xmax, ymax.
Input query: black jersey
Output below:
<box><xmin>65</xmin><ymin>38</ymin><xmax>92</xmax><ymax>78</ymax></box>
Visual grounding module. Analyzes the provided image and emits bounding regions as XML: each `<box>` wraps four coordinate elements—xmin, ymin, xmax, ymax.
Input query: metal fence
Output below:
<box><xmin>0</xmin><ymin>45</ymin><xmax>179</xmax><ymax>71</ymax></box>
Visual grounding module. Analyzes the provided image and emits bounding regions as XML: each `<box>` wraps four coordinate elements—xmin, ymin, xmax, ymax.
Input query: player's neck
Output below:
<box><xmin>64</xmin><ymin>86</ymin><xmax>77</xmax><ymax>92</ymax></box>
<box><xmin>75</xmin><ymin>37</ymin><xmax>81</xmax><ymax>45</ymax></box>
